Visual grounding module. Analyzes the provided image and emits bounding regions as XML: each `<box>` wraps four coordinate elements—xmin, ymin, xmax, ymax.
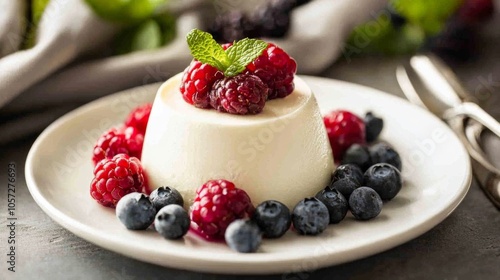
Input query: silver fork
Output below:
<box><xmin>396</xmin><ymin>54</ymin><xmax>500</xmax><ymax>209</ymax></box>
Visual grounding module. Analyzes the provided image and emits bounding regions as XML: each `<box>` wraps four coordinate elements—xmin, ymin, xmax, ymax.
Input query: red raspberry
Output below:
<box><xmin>92</xmin><ymin>126</ymin><xmax>144</xmax><ymax>166</ymax></box>
<box><xmin>90</xmin><ymin>154</ymin><xmax>149</xmax><ymax>208</ymax></box>
<box><xmin>209</xmin><ymin>73</ymin><xmax>268</xmax><ymax>115</ymax></box>
<box><xmin>190</xmin><ymin>179</ymin><xmax>254</xmax><ymax>240</ymax></box>
<box><xmin>124</xmin><ymin>103</ymin><xmax>152</xmax><ymax>134</ymax></box>
<box><xmin>246</xmin><ymin>43</ymin><xmax>297</xmax><ymax>99</ymax></box>
<box><xmin>179</xmin><ymin>60</ymin><xmax>224</xmax><ymax>108</ymax></box>
<box><xmin>323</xmin><ymin>110</ymin><xmax>366</xmax><ymax>161</ymax></box>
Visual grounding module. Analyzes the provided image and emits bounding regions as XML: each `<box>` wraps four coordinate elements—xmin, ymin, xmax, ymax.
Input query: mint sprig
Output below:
<box><xmin>186</xmin><ymin>29</ymin><xmax>268</xmax><ymax>77</ymax></box>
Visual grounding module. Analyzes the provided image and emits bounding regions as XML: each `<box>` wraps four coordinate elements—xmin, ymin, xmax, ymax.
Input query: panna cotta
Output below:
<box><xmin>142</xmin><ymin>73</ymin><xmax>334</xmax><ymax>209</ymax></box>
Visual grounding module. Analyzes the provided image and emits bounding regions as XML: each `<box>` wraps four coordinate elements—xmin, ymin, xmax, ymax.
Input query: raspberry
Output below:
<box><xmin>90</xmin><ymin>154</ymin><xmax>149</xmax><ymax>208</ymax></box>
<box><xmin>92</xmin><ymin>126</ymin><xmax>144</xmax><ymax>166</ymax></box>
<box><xmin>323</xmin><ymin>110</ymin><xmax>366</xmax><ymax>161</ymax></box>
<box><xmin>246</xmin><ymin>43</ymin><xmax>297</xmax><ymax>99</ymax></box>
<box><xmin>124</xmin><ymin>103</ymin><xmax>152</xmax><ymax>134</ymax></box>
<box><xmin>179</xmin><ymin>60</ymin><xmax>224</xmax><ymax>108</ymax></box>
<box><xmin>209</xmin><ymin>73</ymin><xmax>268</xmax><ymax>115</ymax></box>
<box><xmin>190</xmin><ymin>179</ymin><xmax>254</xmax><ymax>240</ymax></box>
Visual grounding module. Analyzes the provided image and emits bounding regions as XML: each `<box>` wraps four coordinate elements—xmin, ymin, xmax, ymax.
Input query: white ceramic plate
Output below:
<box><xmin>25</xmin><ymin>76</ymin><xmax>471</xmax><ymax>274</ymax></box>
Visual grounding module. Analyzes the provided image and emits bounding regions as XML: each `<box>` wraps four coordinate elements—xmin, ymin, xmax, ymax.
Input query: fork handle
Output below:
<box><xmin>444</xmin><ymin>102</ymin><xmax>500</xmax><ymax>139</ymax></box>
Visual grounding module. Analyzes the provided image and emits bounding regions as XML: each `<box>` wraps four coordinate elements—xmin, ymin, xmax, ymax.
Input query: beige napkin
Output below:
<box><xmin>0</xmin><ymin>0</ymin><xmax>387</xmax><ymax>144</ymax></box>
<box><xmin>0</xmin><ymin>0</ymin><xmax>26</xmax><ymax>57</ymax></box>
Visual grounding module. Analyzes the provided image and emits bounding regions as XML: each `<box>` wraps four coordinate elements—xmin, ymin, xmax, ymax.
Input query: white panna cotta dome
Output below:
<box><xmin>142</xmin><ymin>73</ymin><xmax>334</xmax><ymax>209</ymax></box>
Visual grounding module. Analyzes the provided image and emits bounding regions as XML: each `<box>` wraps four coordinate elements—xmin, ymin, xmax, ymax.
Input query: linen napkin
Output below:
<box><xmin>0</xmin><ymin>0</ymin><xmax>387</xmax><ymax>144</ymax></box>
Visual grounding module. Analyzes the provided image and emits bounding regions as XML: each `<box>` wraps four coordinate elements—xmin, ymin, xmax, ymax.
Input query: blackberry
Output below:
<box><xmin>252</xmin><ymin>1</ymin><xmax>292</xmax><ymax>38</ymax></box>
<box><xmin>210</xmin><ymin>11</ymin><xmax>259</xmax><ymax>43</ymax></box>
<box><xmin>210</xmin><ymin>73</ymin><xmax>269</xmax><ymax>115</ymax></box>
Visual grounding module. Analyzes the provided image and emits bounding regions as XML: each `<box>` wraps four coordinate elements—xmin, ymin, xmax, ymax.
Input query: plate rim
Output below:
<box><xmin>25</xmin><ymin>76</ymin><xmax>472</xmax><ymax>274</ymax></box>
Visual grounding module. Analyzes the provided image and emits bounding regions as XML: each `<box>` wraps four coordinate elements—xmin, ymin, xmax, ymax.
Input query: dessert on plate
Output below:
<box><xmin>90</xmin><ymin>29</ymin><xmax>402</xmax><ymax>252</ymax></box>
<box><xmin>140</xmin><ymin>29</ymin><xmax>334</xmax><ymax>209</ymax></box>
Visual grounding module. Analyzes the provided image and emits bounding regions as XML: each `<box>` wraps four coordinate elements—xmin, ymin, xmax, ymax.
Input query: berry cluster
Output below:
<box><xmin>116</xmin><ymin>186</ymin><xmax>190</xmax><ymax>240</ymax></box>
<box><xmin>90</xmin><ymin>103</ymin><xmax>403</xmax><ymax>253</ymax></box>
<box><xmin>209</xmin><ymin>0</ymin><xmax>311</xmax><ymax>43</ymax></box>
<box><xmin>88</xmin><ymin>32</ymin><xmax>408</xmax><ymax>254</ymax></box>
<box><xmin>90</xmin><ymin>103</ymin><xmax>153</xmax><ymax>207</ymax></box>
<box><xmin>321</xmin><ymin>109</ymin><xmax>403</xmax><ymax>221</ymax></box>
<box><xmin>180</xmin><ymin>42</ymin><xmax>297</xmax><ymax>115</ymax></box>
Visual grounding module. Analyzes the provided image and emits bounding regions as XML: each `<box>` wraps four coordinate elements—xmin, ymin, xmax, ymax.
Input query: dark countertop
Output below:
<box><xmin>1</xmin><ymin>17</ymin><xmax>500</xmax><ymax>280</ymax></box>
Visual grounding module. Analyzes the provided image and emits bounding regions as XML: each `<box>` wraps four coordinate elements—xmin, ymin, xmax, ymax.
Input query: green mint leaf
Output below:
<box><xmin>224</xmin><ymin>38</ymin><xmax>268</xmax><ymax>77</ymax></box>
<box><xmin>186</xmin><ymin>29</ymin><xmax>230</xmax><ymax>71</ymax></box>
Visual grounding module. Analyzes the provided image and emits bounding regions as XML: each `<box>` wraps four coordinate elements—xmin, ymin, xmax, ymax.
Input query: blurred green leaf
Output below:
<box><xmin>390</xmin><ymin>0</ymin><xmax>463</xmax><ymax>35</ymax></box>
<box><xmin>347</xmin><ymin>16</ymin><xmax>425</xmax><ymax>55</ymax></box>
<box><xmin>155</xmin><ymin>13</ymin><xmax>176</xmax><ymax>45</ymax></box>
<box><xmin>32</xmin><ymin>0</ymin><xmax>50</xmax><ymax>24</ymax></box>
<box><xmin>84</xmin><ymin>0</ymin><xmax>168</xmax><ymax>23</ymax></box>
<box><xmin>114</xmin><ymin>19</ymin><xmax>162</xmax><ymax>55</ymax></box>
<box><xmin>23</xmin><ymin>0</ymin><xmax>50</xmax><ymax>49</ymax></box>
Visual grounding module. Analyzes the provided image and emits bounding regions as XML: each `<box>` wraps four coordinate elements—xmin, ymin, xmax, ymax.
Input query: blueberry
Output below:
<box><xmin>315</xmin><ymin>188</ymin><xmax>348</xmax><ymax>224</ymax></box>
<box><xmin>331</xmin><ymin>164</ymin><xmax>364</xmax><ymax>185</ymax></box>
<box><xmin>330</xmin><ymin>177</ymin><xmax>360</xmax><ymax>200</ymax></box>
<box><xmin>369</xmin><ymin>142</ymin><xmax>402</xmax><ymax>171</ymax></box>
<box><xmin>253</xmin><ymin>200</ymin><xmax>291</xmax><ymax>238</ymax></box>
<box><xmin>155</xmin><ymin>204</ymin><xmax>190</xmax><ymax>239</ymax></box>
<box><xmin>341</xmin><ymin>144</ymin><xmax>372</xmax><ymax>171</ymax></box>
<box><xmin>364</xmin><ymin>163</ymin><xmax>403</xmax><ymax>200</ymax></box>
<box><xmin>225</xmin><ymin>219</ymin><xmax>262</xmax><ymax>253</ymax></box>
<box><xmin>364</xmin><ymin>112</ymin><xmax>384</xmax><ymax>143</ymax></box>
<box><xmin>349</xmin><ymin>187</ymin><xmax>383</xmax><ymax>220</ymax></box>
<box><xmin>116</xmin><ymin>192</ymin><xmax>156</xmax><ymax>230</ymax></box>
<box><xmin>291</xmin><ymin>198</ymin><xmax>329</xmax><ymax>235</ymax></box>
<box><xmin>149</xmin><ymin>186</ymin><xmax>184</xmax><ymax>211</ymax></box>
